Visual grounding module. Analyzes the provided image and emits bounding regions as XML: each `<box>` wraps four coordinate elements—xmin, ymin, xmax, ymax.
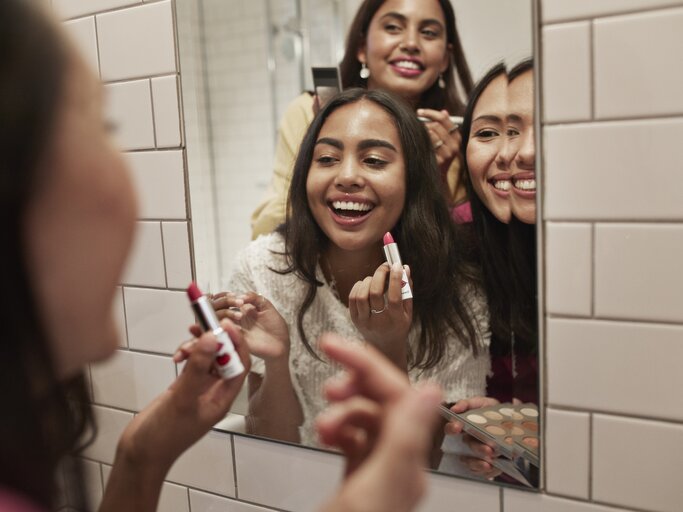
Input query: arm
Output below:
<box><xmin>251</xmin><ymin>93</ymin><xmax>314</xmax><ymax>239</ymax></box>
<box><xmin>100</xmin><ymin>323</ymin><xmax>249</xmax><ymax>511</ymax></box>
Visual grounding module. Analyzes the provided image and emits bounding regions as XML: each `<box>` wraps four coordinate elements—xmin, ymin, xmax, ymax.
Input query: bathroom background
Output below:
<box><xmin>51</xmin><ymin>0</ymin><xmax>683</xmax><ymax>510</ymax></box>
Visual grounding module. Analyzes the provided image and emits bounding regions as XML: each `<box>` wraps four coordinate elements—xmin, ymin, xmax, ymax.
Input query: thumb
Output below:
<box><xmin>177</xmin><ymin>332</ymin><xmax>219</xmax><ymax>392</ymax></box>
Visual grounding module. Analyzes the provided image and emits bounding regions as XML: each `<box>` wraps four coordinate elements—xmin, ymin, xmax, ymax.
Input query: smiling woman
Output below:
<box><xmin>218</xmin><ymin>88</ymin><xmax>491</xmax><ymax>446</ymax></box>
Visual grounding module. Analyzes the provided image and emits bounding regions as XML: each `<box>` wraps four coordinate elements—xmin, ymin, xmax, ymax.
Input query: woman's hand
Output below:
<box><xmin>417</xmin><ymin>108</ymin><xmax>462</xmax><ymax>177</ymax></box>
<box><xmin>348</xmin><ymin>263</ymin><xmax>412</xmax><ymax>364</ymax></box>
<box><xmin>116</xmin><ymin>320</ymin><xmax>250</xmax><ymax>473</ymax></box>
<box><xmin>315</xmin><ymin>334</ymin><xmax>442</xmax><ymax>512</ymax></box>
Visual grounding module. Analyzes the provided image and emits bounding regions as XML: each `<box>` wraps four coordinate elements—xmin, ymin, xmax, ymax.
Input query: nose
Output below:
<box><xmin>515</xmin><ymin>128</ymin><xmax>535</xmax><ymax>170</ymax></box>
<box><xmin>334</xmin><ymin>158</ymin><xmax>364</xmax><ymax>190</ymax></box>
<box><xmin>399</xmin><ymin>28</ymin><xmax>420</xmax><ymax>54</ymax></box>
<box><xmin>497</xmin><ymin>135</ymin><xmax>514</xmax><ymax>170</ymax></box>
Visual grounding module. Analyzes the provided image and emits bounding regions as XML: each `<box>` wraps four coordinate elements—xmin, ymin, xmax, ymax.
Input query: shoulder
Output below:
<box><xmin>235</xmin><ymin>232</ymin><xmax>287</xmax><ymax>267</ymax></box>
<box><xmin>280</xmin><ymin>92</ymin><xmax>315</xmax><ymax>131</ymax></box>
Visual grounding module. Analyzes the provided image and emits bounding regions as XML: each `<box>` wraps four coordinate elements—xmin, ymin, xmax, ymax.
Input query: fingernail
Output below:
<box><xmin>417</xmin><ymin>109</ymin><xmax>424</xmax><ymax>115</ymax></box>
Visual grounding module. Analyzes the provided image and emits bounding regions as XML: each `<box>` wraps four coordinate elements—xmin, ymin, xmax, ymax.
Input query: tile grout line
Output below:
<box><xmin>589</xmin><ymin>20</ymin><xmax>595</xmax><ymax>120</ymax></box>
<box><xmin>588</xmin><ymin>413</ymin><xmax>594</xmax><ymax>500</ymax></box>
<box><xmin>591</xmin><ymin>223</ymin><xmax>596</xmax><ymax>317</ymax></box>
<box><xmin>159</xmin><ymin>221</ymin><xmax>169</xmax><ymax>289</ymax></box>
<box><xmin>149</xmin><ymin>79</ymin><xmax>159</xmax><ymax>149</ymax></box>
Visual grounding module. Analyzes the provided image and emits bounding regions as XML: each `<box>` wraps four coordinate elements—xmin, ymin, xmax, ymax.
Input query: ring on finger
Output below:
<box><xmin>370</xmin><ymin>307</ymin><xmax>386</xmax><ymax>314</ymax></box>
<box><xmin>434</xmin><ymin>139</ymin><xmax>444</xmax><ymax>150</ymax></box>
<box><xmin>448</xmin><ymin>124</ymin><xmax>459</xmax><ymax>134</ymax></box>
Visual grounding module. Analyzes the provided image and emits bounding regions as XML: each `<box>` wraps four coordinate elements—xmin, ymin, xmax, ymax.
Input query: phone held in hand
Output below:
<box><xmin>312</xmin><ymin>66</ymin><xmax>342</xmax><ymax>109</ymax></box>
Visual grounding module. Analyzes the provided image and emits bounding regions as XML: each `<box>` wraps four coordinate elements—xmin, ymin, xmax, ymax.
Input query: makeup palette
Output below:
<box><xmin>440</xmin><ymin>402</ymin><xmax>540</xmax><ymax>467</ymax></box>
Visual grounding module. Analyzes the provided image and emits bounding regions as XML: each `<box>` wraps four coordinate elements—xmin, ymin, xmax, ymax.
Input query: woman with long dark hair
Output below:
<box><xmin>223</xmin><ymin>88</ymin><xmax>490</xmax><ymax>445</ymax></box>
<box><xmin>251</xmin><ymin>0</ymin><xmax>474</xmax><ymax>238</ymax></box>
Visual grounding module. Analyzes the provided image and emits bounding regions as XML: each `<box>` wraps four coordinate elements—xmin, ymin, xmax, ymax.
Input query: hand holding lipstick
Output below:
<box><xmin>348</xmin><ymin>261</ymin><xmax>413</xmax><ymax>368</ymax></box>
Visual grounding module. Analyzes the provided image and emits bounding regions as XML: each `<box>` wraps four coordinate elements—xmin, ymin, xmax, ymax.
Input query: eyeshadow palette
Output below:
<box><xmin>440</xmin><ymin>402</ymin><xmax>540</xmax><ymax>470</ymax></box>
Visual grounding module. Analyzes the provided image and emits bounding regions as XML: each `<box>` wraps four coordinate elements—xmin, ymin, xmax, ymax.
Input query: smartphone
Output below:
<box><xmin>312</xmin><ymin>67</ymin><xmax>342</xmax><ymax>109</ymax></box>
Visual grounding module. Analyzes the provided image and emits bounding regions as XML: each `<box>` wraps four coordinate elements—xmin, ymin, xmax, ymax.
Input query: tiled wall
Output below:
<box><xmin>53</xmin><ymin>0</ymin><xmax>683</xmax><ymax>511</ymax></box>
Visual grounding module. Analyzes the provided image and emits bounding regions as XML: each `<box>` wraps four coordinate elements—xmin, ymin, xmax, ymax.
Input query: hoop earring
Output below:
<box><xmin>360</xmin><ymin>63</ymin><xmax>370</xmax><ymax>79</ymax></box>
<box><xmin>438</xmin><ymin>73</ymin><xmax>445</xmax><ymax>89</ymax></box>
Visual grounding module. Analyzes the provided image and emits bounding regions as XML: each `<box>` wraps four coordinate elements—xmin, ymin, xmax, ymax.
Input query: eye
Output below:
<box><xmin>364</xmin><ymin>156</ymin><xmax>389</xmax><ymax>168</ymax></box>
<box><xmin>384</xmin><ymin>23</ymin><xmax>402</xmax><ymax>34</ymax></box>
<box><xmin>474</xmin><ymin>129</ymin><xmax>499</xmax><ymax>140</ymax></box>
<box><xmin>315</xmin><ymin>155</ymin><xmax>338</xmax><ymax>166</ymax></box>
<box><xmin>506</xmin><ymin>127</ymin><xmax>520</xmax><ymax>137</ymax></box>
<box><xmin>421</xmin><ymin>28</ymin><xmax>440</xmax><ymax>38</ymax></box>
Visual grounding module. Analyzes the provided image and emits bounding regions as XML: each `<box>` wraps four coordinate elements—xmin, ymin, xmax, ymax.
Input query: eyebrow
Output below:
<box><xmin>379</xmin><ymin>12</ymin><xmax>445</xmax><ymax>30</ymax></box>
<box><xmin>507</xmin><ymin>114</ymin><xmax>524</xmax><ymax>123</ymax></box>
<box><xmin>472</xmin><ymin>114</ymin><xmax>504</xmax><ymax>124</ymax></box>
<box><xmin>314</xmin><ymin>137</ymin><xmax>397</xmax><ymax>153</ymax></box>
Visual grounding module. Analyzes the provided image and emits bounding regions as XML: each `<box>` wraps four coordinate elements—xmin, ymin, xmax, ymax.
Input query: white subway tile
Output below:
<box><xmin>542</xmin><ymin>22</ymin><xmax>591</xmax><ymax>123</ymax></box>
<box><xmin>595</xmin><ymin>224</ymin><xmax>683</xmax><ymax>322</ymax></box>
<box><xmin>546</xmin><ymin>223</ymin><xmax>592</xmax><ymax>316</ymax></box>
<box><xmin>90</xmin><ymin>349</ymin><xmax>175</xmax><ymax>410</ymax></box>
<box><xmin>81</xmin><ymin>460</ymin><xmax>103</xmax><ymax>511</ymax></box>
<box><xmin>63</xmin><ymin>17</ymin><xmax>99</xmax><ymax>75</ymax></box>
<box><xmin>101</xmin><ymin>465</ymin><xmax>190</xmax><ymax>512</ymax></box>
<box><xmin>124</xmin><ymin>287</ymin><xmax>194</xmax><ymax>354</ymax></box>
<box><xmin>105</xmin><ymin>79</ymin><xmax>155</xmax><ymax>150</ymax></box>
<box><xmin>189</xmin><ymin>490</ymin><xmax>272</xmax><ymax>511</ymax></box>
<box><xmin>542</xmin><ymin>0</ymin><xmax>683</xmax><ymax>23</ymax></box>
<box><xmin>504</xmin><ymin>489</ymin><xmax>616</xmax><ymax>511</ymax></box>
<box><xmin>594</xmin><ymin>7</ymin><xmax>683</xmax><ymax>119</ymax></box>
<box><xmin>97</xmin><ymin>1</ymin><xmax>176</xmax><ymax>81</ymax></box>
<box><xmin>114</xmin><ymin>286</ymin><xmax>127</xmax><ymax>347</ymax></box>
<box><xmin>420</xmin><ymin>473</ymin><xmax>500</xmax><ymax>511</ymax></box>
<box><xmin>162</xmin><ymin>222</ymin><xmax>193</xmax><ymax>289</ymax></box>
<box><xmin>593</xmin><ymin>414</ymin><xmax>683</xmax><ymax>512</ymax></box>
<box><xmin>125</xmin><ymin>151</ymin><xmax>187</xmax><ymax>219</ymax></box>
<box><xmin>121</xmin><ymin>221</ymin><xmax>166</xmax><ymax>287</ymax></box>
<box><xmin>83</xmin><ymin>405</ymin><xmax>134</xmax><ymax>464</ymax></box>
<box><xmin>544</xmin><ymin>119</ymin><xmax>683</xmax><ymax>220</ymax></box>
<box><xmin>152</xmin><ymin>75</ymin><xmax>182</xmax><ymax>147</ymax></box>
<box><xmin>545</xmin><ymin>409</ymin><xmax>590</xmax><ymax>498</ymax></box>
<box><xmin>547</xmin><ymin>318</ymin><xmax>683</xmax><ymax>421</ymax></box>
<box><xmin>166</xmin><ymin>430</ymin><xmax>235</xmax><ymax>496</ymax></box>
<box><xmin>54</xmin><ymin>0</ymin><xmax>141</xmax><ymax>19</ymax></box>
<box><xmin>234</xmin><ymin>436</ymin><xmax>343</xmax><ymax>511</ymax></box>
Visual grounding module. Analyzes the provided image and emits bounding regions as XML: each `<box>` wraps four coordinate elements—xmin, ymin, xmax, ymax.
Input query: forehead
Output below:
<box><xmin>508</xmin><ymin>71</ymin><xmax>533</xmax><ymax>113</ymax></box>
<box><xmin>318</xmin><ymin>101</ymin><xmax>401</xmax><ymax>146</ymax></box>
<box><xmin>473</xmin><ymin>75</ymin><xmax>508</xmax><ymax>116</ymax></box>
<box><xmin>372</xmin><ymin>0</ymin><xmax>446</xmax><ymax>23</ymax></box>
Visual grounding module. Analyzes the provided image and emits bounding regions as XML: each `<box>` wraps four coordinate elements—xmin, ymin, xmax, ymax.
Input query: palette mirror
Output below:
<box><xmin>175</xmin><ymin>0</ymin><xmax>540</xmax><ymax>489</ymax></box>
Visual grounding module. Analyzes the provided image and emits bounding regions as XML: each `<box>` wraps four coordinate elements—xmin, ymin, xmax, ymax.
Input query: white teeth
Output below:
<box><xmin>493</xmin><ymin>180</ymin><xmax>511</xmax><ymax>191</ymax></box>
<box><xmin>394</xmin><ymin>60</ymin><xmax>420</xmax><ymax>70</ymax></box>
<box><xmin>514</xmin><ymin>179</ymin><xmax>536</xmax><ymax>191</ymax></box>
<box><xmin>331</xmin><ymin>201</ymin><xmax>373</xmax><ymax>212</ymax></box>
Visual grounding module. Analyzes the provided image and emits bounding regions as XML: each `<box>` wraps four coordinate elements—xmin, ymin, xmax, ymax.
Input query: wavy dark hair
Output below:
<box><xmin>460</xmin><ymin>63</ymin><xmax>512</xmax><ymax>351</ymax></box>
<box><xmin>0</xmin><ymin>1</ymin><xmax>93</xmax><ymax>508</ymax></box>
<box><xmin>339</xmin><ymin>0</ymin><xmax>473</xmax><ymax>115</ymax></box>
<box><xmin>276</xmin><ymin>88</ymin><xmax>481</xmax><ymax>369</ymax></box>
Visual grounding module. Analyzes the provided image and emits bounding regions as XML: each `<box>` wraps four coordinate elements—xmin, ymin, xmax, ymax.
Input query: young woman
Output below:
<box><xmin>0</xmin><ymin>2</ymin><xmax>450</xmax><ymax>510</ymax></box>
<box><xmin>251</xmin><ymin>0</ymin><xmax>474</xmax><ymax>238</ymax></box>
<box><xmin>222</xmin><ymin>88</ymin><xmax>490</xmax><ymax>445</ymax></box>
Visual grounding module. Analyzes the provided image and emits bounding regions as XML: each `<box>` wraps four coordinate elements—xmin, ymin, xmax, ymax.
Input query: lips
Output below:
<box><xmin>327</xmin><ymin>199</ymin><xmax>375</xmax><ymax>225</ymax></box>
<box><xmin>389</xmin><ymin>58</ymin><xmax>424</xmax><ymax>78</ymax></box>
<box><xmin>487</xmin><ymin>174</ymin><xmax>511</xmax><ymax>198</ymax></box>
<box><xmin>511</xmin><ymin>172</ymin><xmax>536</xmax><ymax>198</ymax></box>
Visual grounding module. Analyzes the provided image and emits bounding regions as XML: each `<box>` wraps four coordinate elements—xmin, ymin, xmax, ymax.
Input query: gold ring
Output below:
<box><xmin>434</xmin><ymin>139</ymin><xmax>444</xmax><ymax>150</ymax></box>
<box><xmin>370</xmin><ymin>307</ymin><xmax>386</xmax><ymax>314</ymax></box>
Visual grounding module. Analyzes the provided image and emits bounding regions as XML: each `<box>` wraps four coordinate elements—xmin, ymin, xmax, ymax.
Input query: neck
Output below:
<box><xmin>366</xmin><ymin>81</ymin><xmax>420</xmax><ymax>108</ymax></box>
<box><xmin>322</xmin><ymin>243</ymin><xmax>385</xmax><ymax>305</ymax></box>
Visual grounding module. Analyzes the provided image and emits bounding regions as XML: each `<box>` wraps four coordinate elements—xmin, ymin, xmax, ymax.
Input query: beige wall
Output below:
<box><xmin>53</xmin><ymin>0</ymin><xmax>683</xmax><ymax>510</ymax></box>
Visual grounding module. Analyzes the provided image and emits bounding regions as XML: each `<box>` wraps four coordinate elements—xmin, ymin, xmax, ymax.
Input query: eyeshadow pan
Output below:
<box><xmin>511</xmin><ymin>412</ymin><xmax>524</xmax><ymax>420</ymax></box>
<box><xmin>523</xmin><ymin>436</ymin><xmax>539</xmax><ymax>448</ymax></box>
<box><xmin>511</xmin><ymin>426</ymin><xmax>524</xmax><ymax>436</ymax></box>
<box><xmin>486</xmin><ymin>425</ymin><xmax>506</xmax><ymax>436</ymax></box>
<box><xmin>523</xmin><ymin>421</ymin><xmax>538</xmax><ymax>433</ymax></box>
<box><xmin>499</xmin><ymin>407</ymin><xmax>514</xmax><ymax>417</ymax></box>
<box><xmin>521</xmin><ymin>407</ymin><xmax>539</xmax><ymax>418</ymax></box>
<box><xmin>466</xmin><ymin>414</ymin><xmax>487</xmax><ymax>424</ymax></box>
<box><xmin>484</xmin><ymin>411</ymin><xmax>503</xmax><ymax>420</ymax></box>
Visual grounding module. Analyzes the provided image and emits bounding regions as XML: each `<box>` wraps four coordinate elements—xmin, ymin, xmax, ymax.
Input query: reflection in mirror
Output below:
<box><xmin>176</xmin><ymin>0</ymin><xmax>538</xmax><ymax>489</ymax></box>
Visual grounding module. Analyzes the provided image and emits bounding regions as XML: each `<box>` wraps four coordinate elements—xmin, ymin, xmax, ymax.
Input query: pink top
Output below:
<box><xmin>451</xmin><ymin>201</ymin><xmax>473</xmax><ymax>224</ymax></box>
<box><xmin>0</xmin><ymin>489</ymin><xmax>46</xmax><ymax>512</ymax></box>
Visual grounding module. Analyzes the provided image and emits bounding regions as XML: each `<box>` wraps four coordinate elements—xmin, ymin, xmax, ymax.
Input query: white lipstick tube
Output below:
<box><xmin>191</xmin><ymin>295</ymin><xmax>245</xmax><ymax>379</ymax></box>
<box><xmin>383</xmin><ymin>243</ymin><xmax>413</xmax><ymax>300</ymax></box>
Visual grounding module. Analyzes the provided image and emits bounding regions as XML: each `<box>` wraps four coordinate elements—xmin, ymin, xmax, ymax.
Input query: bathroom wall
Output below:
<box><xmin>51</xmin><ymin>0</ymin><xmax>683</xmax><ymax>511</ymax></box>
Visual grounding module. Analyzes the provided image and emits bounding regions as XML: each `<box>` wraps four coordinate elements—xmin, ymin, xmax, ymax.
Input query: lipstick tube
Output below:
<box><xmin>382</xmin><ymin>232</ymin><xmax>413</xmax><ymax>300</ymax></box>
<box><xmin>187</xmin><ymin>283</ymin><xmax>245</xmax><ymax>379</ymax></box>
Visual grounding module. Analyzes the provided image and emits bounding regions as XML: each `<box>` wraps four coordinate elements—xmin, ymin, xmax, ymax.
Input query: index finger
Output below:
<box><xmin>319</xmin><ymin>333</ymin><xmax>410</xmax><ymax>403</ymax></box>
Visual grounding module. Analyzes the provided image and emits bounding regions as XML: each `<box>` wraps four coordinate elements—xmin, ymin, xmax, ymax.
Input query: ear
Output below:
<box><xmin>440</xmin><ymin>43</ymin><xmax>452</xmax><ymax>73</ymax></box>
<box><xmin>356</xmin><ymin>38</ymin><xmax>367</xmax><ymax>65</ymax></box>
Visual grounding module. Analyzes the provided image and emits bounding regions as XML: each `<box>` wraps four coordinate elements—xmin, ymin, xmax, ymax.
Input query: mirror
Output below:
<box><xmin>175</xmin><ymin>0</ymin><xmax>539</xmax><ymax>488</ymax></box>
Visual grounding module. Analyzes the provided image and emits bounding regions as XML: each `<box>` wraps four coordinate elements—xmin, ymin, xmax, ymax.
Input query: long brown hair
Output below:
<box><xmin>277</xmin><ymin>88</ymin><xmax>482</xmax><ymax>370</ymax></box>
<box><xmin>338</xmin><ymin>0</ymin><xmax>473</xmax><ymax>115</ymax></box>
<box><xmin>0</xmin><ymin>1</ymin><xmax>93</xmax><ymax>508</ymax></box>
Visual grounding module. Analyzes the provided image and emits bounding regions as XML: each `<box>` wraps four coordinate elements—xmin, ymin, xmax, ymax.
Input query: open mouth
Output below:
<box><xmin>390</xmin><ymin>59</ymin><xmax>424</xmax><ymax>77</ymax></box>
<box><xmin>329</xmin><ymin>200</ymin><xmax>375</xmax><ymax>219</ymax></box>
<box><xmin>488</xmin><ymin>176</ymin><xmax>511</xmax><ymax>193</ymax></box>
<box><xmin>512</xmin><ymin>178</ymin><xmax>536</xmax><ymax>192</ymax></box>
